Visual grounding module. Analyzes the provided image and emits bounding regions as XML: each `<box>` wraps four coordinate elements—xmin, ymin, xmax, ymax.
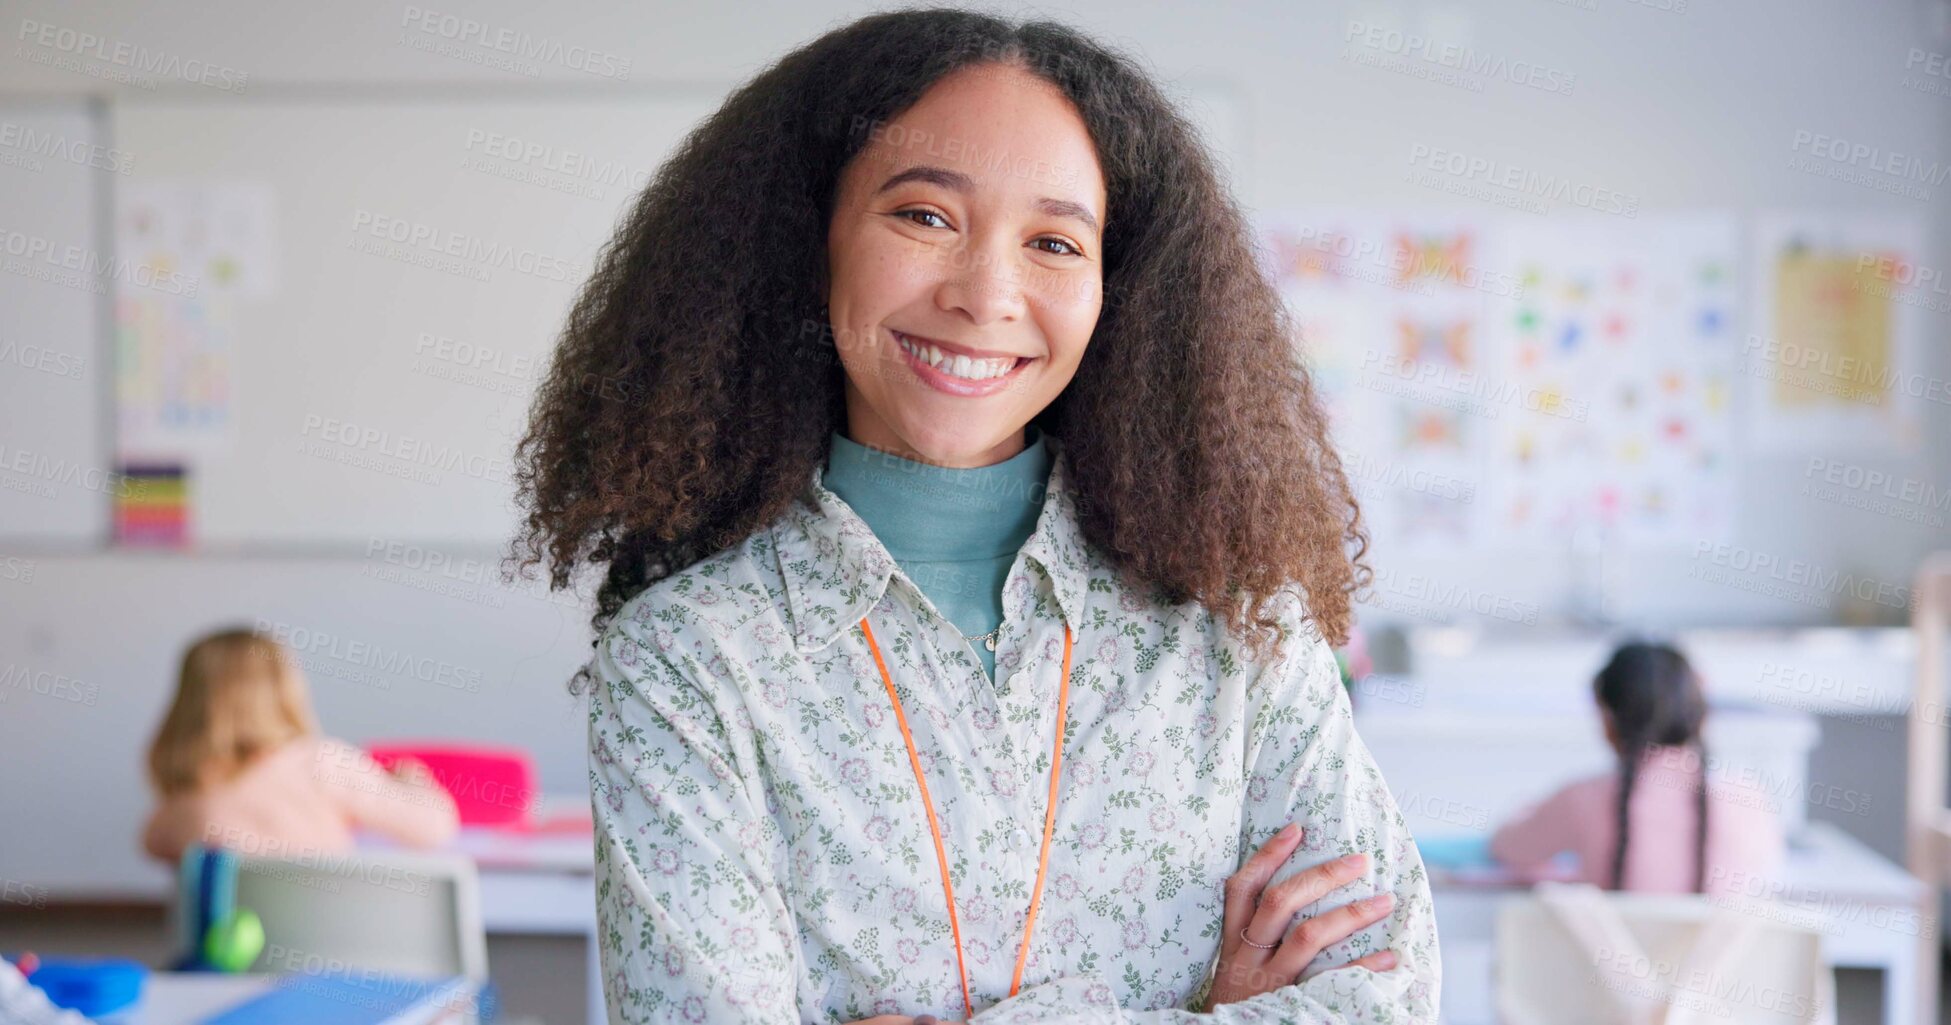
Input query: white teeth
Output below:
<box><xmin>896</xmin><ymin>332</ymin><xmax>1017</xmax><ymax>381</ymax></box>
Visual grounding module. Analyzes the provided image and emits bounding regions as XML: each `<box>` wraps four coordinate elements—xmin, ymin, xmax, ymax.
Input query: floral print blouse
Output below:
<box><xmin>585</xmin><ymin>436</ymin><xmax>1441</xmax><ymax>1023</ymax></box>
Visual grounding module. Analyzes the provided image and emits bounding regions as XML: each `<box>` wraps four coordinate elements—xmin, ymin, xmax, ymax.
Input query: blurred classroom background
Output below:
<box><xmin>2</xmin><ymin>0</ymin><xmax>1949</xmax><ymax>1022</ymax></box>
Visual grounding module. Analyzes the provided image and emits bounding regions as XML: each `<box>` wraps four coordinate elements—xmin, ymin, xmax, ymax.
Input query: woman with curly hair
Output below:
<box><xmin>512</xmin><ymin>8</ymin><xmax>1439</xmax><ymax>1023</ymax></box>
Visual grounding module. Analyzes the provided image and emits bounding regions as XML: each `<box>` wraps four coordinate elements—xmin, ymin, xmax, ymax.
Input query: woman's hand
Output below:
<box><xmin>1204</xmin><ymin>822</ymin><xmax>1400</xmax><ymax>1010</ymax></box>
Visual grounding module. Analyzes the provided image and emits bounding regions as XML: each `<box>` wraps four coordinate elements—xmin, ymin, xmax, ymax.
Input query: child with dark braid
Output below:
<box><xmin>1490</xmin><ymin>641</ymin><xmax>1787</xmax><ymax>895</ymax></box>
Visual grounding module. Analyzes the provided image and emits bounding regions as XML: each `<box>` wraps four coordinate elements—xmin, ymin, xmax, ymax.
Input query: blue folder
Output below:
<box><xmin>201</xmin><ymin>971</ymin><xmax>479</xmax><ymax>1025</ymax></box>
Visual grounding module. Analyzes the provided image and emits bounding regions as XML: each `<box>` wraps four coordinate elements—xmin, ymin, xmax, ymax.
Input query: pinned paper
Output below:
<box><xmin>1746</xmin><ymin>212</ymin><xmax>1925</xmax><ymax>452</ymax></box>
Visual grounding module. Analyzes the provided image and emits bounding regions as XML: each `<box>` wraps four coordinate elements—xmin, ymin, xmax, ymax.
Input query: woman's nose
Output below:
<box><xmin>931</xmin><ymin>237</ymin><xmax>1028</xmax><ymax>326</ymax></box>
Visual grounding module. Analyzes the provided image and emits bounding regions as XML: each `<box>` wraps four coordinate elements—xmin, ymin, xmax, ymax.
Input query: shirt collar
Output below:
<box><xmin>769</xmin><ymin>432</ymin><xmax>1093</xmax><ymax>655</ymax></box>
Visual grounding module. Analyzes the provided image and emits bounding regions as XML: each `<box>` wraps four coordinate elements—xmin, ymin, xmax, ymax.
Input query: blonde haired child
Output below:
<box><xmin>141</xmin><ymin>627</ymin><xmax>459</xmax><ymax>865</ymax></box>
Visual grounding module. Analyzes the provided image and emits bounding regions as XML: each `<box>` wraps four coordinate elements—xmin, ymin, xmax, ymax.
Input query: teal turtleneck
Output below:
<box><xmin>822</xmin><ymin>424</ymin><xmax>1053</xmax><ymax>682</ymax></box>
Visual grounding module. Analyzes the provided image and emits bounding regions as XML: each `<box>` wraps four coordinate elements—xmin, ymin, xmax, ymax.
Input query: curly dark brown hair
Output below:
<box><xmin>509</xmin><ymin>6</ymin><xmax>1371</xmax><ymax>656</ymax></box>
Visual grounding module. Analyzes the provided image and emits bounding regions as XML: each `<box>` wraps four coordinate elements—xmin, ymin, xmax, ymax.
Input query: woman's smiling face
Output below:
<box><xmin>825</xmin><ymin>62</ymin><xmax>1107</xmax><ymax>468</ymax></box>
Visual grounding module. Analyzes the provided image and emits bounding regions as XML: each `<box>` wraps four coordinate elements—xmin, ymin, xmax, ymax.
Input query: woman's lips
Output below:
<box><xmin>892</xmin><ymin>329</ymin><xmax>1032</xmax><ymax>397</ymax></box>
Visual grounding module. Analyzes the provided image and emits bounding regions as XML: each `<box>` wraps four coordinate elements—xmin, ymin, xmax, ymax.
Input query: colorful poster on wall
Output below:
<box><xmin>119</xmin><ymin>180</ymin><xmax>279</xmax><ymax>300</ymax></box>
<box><xmin>114</xmin><ymin>181</ymin><xmax>278</xmax><ymax>461</ymax></box>
<box><xmin>1744</xmin><ymin>212</ymin><xmax>1927</xmax><ymax>452</ymax></box>
<box><xmin>1259</xmin><ymin>210</ymin><xmax>1738</xmax><ymax>553</ymax></box>
<box><xmin>114</xmin><ymin>292</ymin><xmax>236</xmax><ymax>460</ymax></box>
<box><xmin>1481</xmin><ymin>215</ymin><xmax>1739</xmax><ymax>548</ymax></box>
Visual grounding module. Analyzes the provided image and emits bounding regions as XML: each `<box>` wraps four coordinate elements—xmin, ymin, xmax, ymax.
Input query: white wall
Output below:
<box><xmin>2</xmin><ymin>0</ymin><xmax>1947</xmax><ymax>896</ymax></box>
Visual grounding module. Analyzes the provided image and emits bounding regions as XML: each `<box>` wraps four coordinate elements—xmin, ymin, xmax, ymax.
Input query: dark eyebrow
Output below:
<box><xmin>1034</xmin><ymin>198</ymin><xmax>1100</xmax><ymax>238</ymax></box>
<box><xmin>877</xmin><ymin>164</ymin><xmax>975</xmax><ymax>195</ymax></box>
<box><xmin>876</xmin><ymin>164</ymin><xmax>1101</xmax><ymax>238</ymax></box>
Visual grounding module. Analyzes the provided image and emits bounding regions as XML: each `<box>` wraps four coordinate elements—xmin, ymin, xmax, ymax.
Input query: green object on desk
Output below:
<box><xmin>202</xmin><ymin>908</ymin><xmax>264</xmax><ymax>973</ymax></box>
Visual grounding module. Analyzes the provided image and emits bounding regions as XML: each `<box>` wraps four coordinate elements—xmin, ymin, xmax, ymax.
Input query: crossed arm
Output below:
<box><xmin>588</xmin><ymin>619</ymin><xmax>1440</xmax><ymax>1024</ymax></box>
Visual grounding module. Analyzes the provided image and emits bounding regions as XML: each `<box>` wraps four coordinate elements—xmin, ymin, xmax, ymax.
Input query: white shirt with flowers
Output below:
<box><xmin>585</xmin><ymin>435</ymin><xmax>1440</xmax><ymax>1024</ymax></box>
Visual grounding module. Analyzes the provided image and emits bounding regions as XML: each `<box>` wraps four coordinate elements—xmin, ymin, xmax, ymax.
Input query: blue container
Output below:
<box><xmin>21</xmin><ymin>957</ymin><xmax>147</xmax><ymax>1017</ymax></box>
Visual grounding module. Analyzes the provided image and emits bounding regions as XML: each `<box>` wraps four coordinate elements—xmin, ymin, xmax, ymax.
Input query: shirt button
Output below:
<box><xmin>1012</xmin><ymin>827</ymin><xmax>1033</xmax><ymax>849</ymax></box>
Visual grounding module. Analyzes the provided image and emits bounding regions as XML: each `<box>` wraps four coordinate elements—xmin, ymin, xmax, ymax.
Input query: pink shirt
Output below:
<box><xmin>1489</xmin><ymin>745</ymin><xmax>1787</xmax><ymax>896</ymax></box>
<box><xmin>142</xmin><ymin>735</ymin><xmax>459</xmax><ymax>865</ymax></box>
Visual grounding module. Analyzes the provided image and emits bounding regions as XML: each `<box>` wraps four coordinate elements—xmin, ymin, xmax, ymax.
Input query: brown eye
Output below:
<box><xmin>895</xmin><ymin>209</ymin><xmax>950</xmax><ymax>229</ymax></box>
<box><xmin>1033</xmin><ymin>237</ymin><xmax>1082</xmax><ymax>257</ymax></box>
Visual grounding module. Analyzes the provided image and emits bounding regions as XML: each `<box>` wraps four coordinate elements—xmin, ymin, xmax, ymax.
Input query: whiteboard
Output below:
<box><xmin>109</xmin><ymin>93</ymin><xmax>720</xmax><ymax>548</ymax></box>
<box><xmin>0</xmin><ymin>99</ymin><xmax>110</xmax><ymax>545</ymax></box>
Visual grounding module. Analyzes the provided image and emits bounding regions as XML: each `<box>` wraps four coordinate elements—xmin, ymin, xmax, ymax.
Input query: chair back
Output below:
<box><xmin>1495</xmin><ymin>882</ymin><xmax>1831</xmax><ymax>1025</ymax></box>
<box><xmin>175</xmin><ymin>845</ymin><xmax>488</xmax><ymax>981</ymax></box>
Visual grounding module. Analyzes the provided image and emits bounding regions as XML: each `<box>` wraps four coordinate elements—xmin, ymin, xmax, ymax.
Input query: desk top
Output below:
<box><xmin>1426</xmin><ymin>820</ymin><xmax>1925</xmax><ymax>903</ymax></box>
<box><xmin>1778</xmin><ymin>820</ymin><xmax>1928</xmax><ymax>902</ymax></box>
<box><xmin>359</xmin><ymin>793</ymin><xmax>593</xmax><ymax>874</ymax></box>
<box><xmin>445</xmin><ymin>825</ymin><xmax>592</xmax><ymax>873</ymax></box>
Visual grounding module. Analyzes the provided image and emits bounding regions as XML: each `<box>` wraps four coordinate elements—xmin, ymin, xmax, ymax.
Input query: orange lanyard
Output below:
<box><xmin>859</xmin><ymin>617</ymin><xmax>1074</xmax><ymax>1022</ymax></box>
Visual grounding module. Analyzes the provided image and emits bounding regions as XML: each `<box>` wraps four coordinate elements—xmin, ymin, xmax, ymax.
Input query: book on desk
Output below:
<box><xmin>195</xmin><ymin>971</ymin><xmax>481</xmax><ymax>1025</ymax></box>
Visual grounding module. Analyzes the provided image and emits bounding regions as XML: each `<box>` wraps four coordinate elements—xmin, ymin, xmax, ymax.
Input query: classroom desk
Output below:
<box><xmin>1427</xmin><ymin>821</ymin><xmax>1930</xmax><ymax>1025</ymax></box>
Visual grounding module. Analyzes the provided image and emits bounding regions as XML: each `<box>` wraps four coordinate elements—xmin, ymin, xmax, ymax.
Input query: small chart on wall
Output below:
<box><xmin>1257</xmin><ymin>210</ymin><xmax>1739</xmax><ymax>553</ymax></box>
